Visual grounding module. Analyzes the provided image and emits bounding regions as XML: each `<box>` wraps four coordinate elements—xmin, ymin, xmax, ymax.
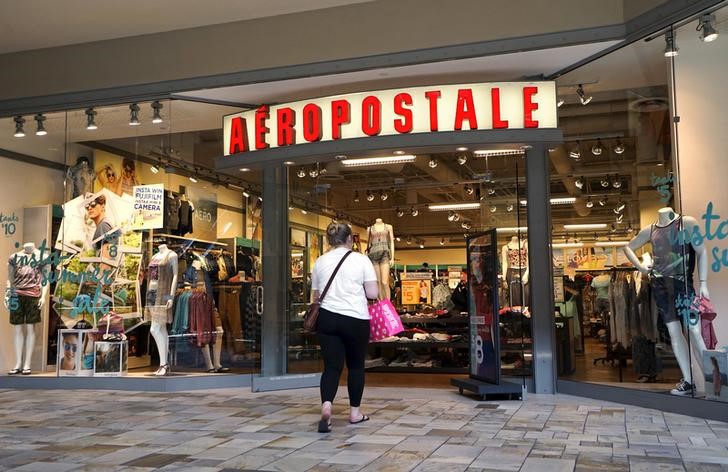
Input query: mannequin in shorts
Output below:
<box><xmin>4</xmin><ymin>242</ymin><xmax>50</xmax><ymax>375</ymax></box>
<box><xmin>623</xmin><ymin>207</ymin><xmax>709</xmax><ymax>396</ymax></box>
<box><xmin>145</xmin><ymin>244</ymin><xmax>178</xmax><ymax>376</ymax></box>
<box><xmin>366</xmin><ymin>219</ymin><xmax>394</xmax><ymax>301</ymax></box>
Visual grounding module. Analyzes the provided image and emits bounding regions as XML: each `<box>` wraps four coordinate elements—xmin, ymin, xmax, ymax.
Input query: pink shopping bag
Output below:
<box><xmin>369</xmin><ymin>299</ymin><xmax>404</xmax><ymax>341</ymax></box>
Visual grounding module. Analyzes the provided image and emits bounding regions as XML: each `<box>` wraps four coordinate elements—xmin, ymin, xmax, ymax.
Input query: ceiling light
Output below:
<box><xmin>353</xmin><ymin>190</ymin><xmax>360</xmax><ymax>203</ymax></box>
<box><xmin>380</xmin><ymin>191</ymin><xmax>389</xmax><ymax>201</ymax></box>
<box><xmin>129</xmin><ymin>103</ymin><xmax>141</xmax><ymax>126</ymax></box>
<box><xmin>301</xmin><ymin>209</ymin><xmax>307</xmax><ymax>215</ymax></box>
<box><xmin>462</xmin><ymin>222</ymin><xmax>472</xmax><ymax>230</ymax></box>
<box><xmin>664</xmin><ymin>28</ymin><xmax>679</xmax><ymax>57</ymax></box>
<box><xmin>600</xmin><ymin>177</ymin><xmax>610</xmax><ymax>188</ymax></box>
<box><xmin>496</xmin><ymin>227</ymin><xmax>528</xmax><ymax>233</ymax></box>
<box><xmin>396</xmin><ymin>208</ymin><xmax>405</xmax><ymax>218</ymax></box>
<box><xmin>474</xmin><ymin>149</ymin><xmax>523</xmax><ymax>157</ymax></box>
<box><xmin>576</xmin><ymin>84</ymin><xmax>592</xmax><ymax>105</ymax></box>
<box><xmin>595</xmin><ymin>241</ymin><xmax>629</xmax><ymax>247</ymax></box>
<box><xmin>85</xmin><ymin>108</ymin><xmax>98</xmax><ymax>130</ymax></box>
<box><xmin>610</xmin><ymin>223</ymin><xmax>618</xmax><ymax>233</ymax></box>
<box><xmin>13</xmin><ymin>116</ymin><xmax>25</xmax><ymax>137</ymax></box>
<box><xmin>456</xmin><ymin>147</ymin><xmax>468</xmax><ymax>152</ymax></box>
<box><xmin>366</xmin><ymin>190</ymin><xmax>375</xmax><ymax>202</ymax></box>
<box><xmin>395</xmin><ymin>236</ymin><xmax>401</xmax><ymax>242</ymax></box>
<box><xmin>341</xmin><ymin>155</ymin><xmax>416</xmax><ymax>167</ymax></box>
<box><xmin>428</xmin><ymin>158</ymin><xmax>438</xmax><ymax>168</ymax></box>
<box><xmin>258</xmin><ymin>196</ymin><xmax>263</xmax><ymax>202</ymax></box>
<box><xmin>283</xmin><ymin>161</ymin><xmax>295</xmax><ymax>165</ymax></box>
<box><xmin>242</xmin><ymin>190</ymin><xmax>251</xmax><ymax>198</ymax></box>
<box><xmin>698</xmin><ymin>14</ymin><xmax>719</xmax><ymax>43</ymax></box>
<box><xmin>440</xmin><ymin>238</ymin><xmax>446</xmax><ymax>246</ymax></box>
<box><xmin>506</xmin><ymin>203</ymin><xmax>514</xmax><ymax>212</ymax></box>
<box><xmin>297</xmin><ymin>168</ymin><xmax>306</xmax><ymax>178</ymax></box>
<box><xmin>288</xmin><ymin>206</ymin><xmax>294</xmax><ymax>211</ymax></box>
<box><xmin>447</xmin><ymin>211</ymin><xmax>457</xmax><ymax>222</ymax></box>
<box><xmin>428</xmin><ymin>202</ymin><xmax>481</xmax><ymax>211</ymax></box>
<box><xmin>627</xmin><ymin>224</ymin><xmax>635</xmax><ymax>233</ymax></box>
<box><xmin>464</xmin><ymin>184</ymin><xmax>474</xmax><ymax>195</ymax></box>
<box><xmin>240</xmin><ymin>167</ymin><xmax>251</xmax><ymax>172</ymax></box>
<box><xmin>410</xmin><ymin>207</ymin><xmax>419</xmax><ymax>217</ymax></box>
<box><xmin>394</xmin><ymin>150</ymin><xmax>405</xmax><ymax>155</ymax></box>
<box><xmin>189</xmin><ymin>176</ymin><xmax>198</xmax><ymax>183</ymax></box>
<box><xmin>614</xmin><ymin>140</ymin><xmax>625</xmax><ymax>154</ymax></box>
<box><xmin>557</xmin><ymin>97</ymin><xmax>565</xmax><ymax>107</ymax></box>
<box><xmin>487</xmin><ymin>187</ymin><xmax>496</xmax><ymax>196</ymax></box>
<box><xmin>34</xmin><ymin>113</ymin><xmax>47</xmax><ymax>136</ymax></box>
<box><xmin>490</xmin><ymin>205</ymin><xmax>497</xmax><ymax>213</ymax></box>
<box><xmin>151</xmin><ymin>101</ymin><xmax>164</xmax><ymax>124</ymax></box>
<box><xmin>569</xmin><ymin>142</ymin><xmax>581</xmax><ymax>160</ymax></box>
<box><xmin>615</xmin><ymin>201</ymin><xmax>626</xmax><ymax>213</ymax></box>
<box><xmin>586</xmin><ymin>198</ymin><xmax>594</xmax><ymax>208</ymax></box>
<box><xmin>457</xmin><ymin>155</ymin><xmax>468</xmax><ymax>165</ymax></box>
<box><xmin>309</xmin><ymin>168</ymin><xmax>319</xmax><ymax>178</ymax></box>
<box><xmin>550</xmin><ymin>197</ymin><xmax>577</xmax><ymax>205</ymax></box>
<box><xmin>574</xmin><ymin>177</ymin><xmax>584</xmax><ymax>189</ymax></box>
<box><xmin>612</xmin><ymin>176</ymin><xmax>622</xmax><ymax>189</ymax></box>
<box><xmin>453</xmin><ymin>213</ymin><xmax>461</xmax><ymax>222</ymax></box>
<box><xmin>563</xmin><ymin>223</ymin><xmax>607</xmax><ymax>230</ymax></box>
<box><xmin>616</xmin><ymin>214</ymin><xmax>624</xmax><ymax>223</ymax></box>
<box><xmin>553</xmin><ymin>242</ymin><xmax>585</xmax><ymax>248</ymax></box>
<box><xmin>150</xmin><ymin>164</ymin><xmax>159</xmax><ymax>174</ymax></box>
<box><xmin>599</xmin><ymin>197</ymin><xmax>608</xmax><ymax>206</ymax></box>
<box><xmin>227</xmin><ymin>183</ymin><xmax>245</xmax><ymax>191</ymax></box>
<box><xmin>406</xmin><ymin>237</ymin><xmax>413</xmax><ymax>245</ymax></box>
<box><xmin>419</xmin><ymin>243</ymin><xmax>425</xmax><ymax>249</ymax></box>
<box><xmin>591</xmin><ymin>139</ymin><xmax>603</xmax><ymax>156</ymax></box>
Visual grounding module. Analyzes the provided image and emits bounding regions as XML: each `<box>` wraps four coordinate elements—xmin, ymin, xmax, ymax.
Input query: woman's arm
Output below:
<box><xmin>364</xmin><ymin>281</ymin><xmax>379</xmax><ymax>300</ymax></box>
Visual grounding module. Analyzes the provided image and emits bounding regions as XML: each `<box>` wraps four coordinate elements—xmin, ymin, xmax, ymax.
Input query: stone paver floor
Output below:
<box><xmin>0</xmin><ymin>386</ymin><xmax>726</xmax><ymax>471</ymax></box>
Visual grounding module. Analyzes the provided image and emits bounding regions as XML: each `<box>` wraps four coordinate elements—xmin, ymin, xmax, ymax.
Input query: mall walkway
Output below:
<box><xmin>0</xmin><ymin>385</ymin><xmax>725</xmax><ymax>471</ymax></box>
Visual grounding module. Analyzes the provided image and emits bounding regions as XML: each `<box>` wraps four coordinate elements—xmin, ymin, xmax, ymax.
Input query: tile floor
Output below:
<box><xmin>0</xmin><ymin>386</ymin><xmax>726</xmax><ymax>471</ymax></box>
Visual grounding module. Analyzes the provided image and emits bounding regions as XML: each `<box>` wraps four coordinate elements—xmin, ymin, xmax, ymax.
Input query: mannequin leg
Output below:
<box><xmin>379</xmin><ymin>261</ymin><xmax>391</xmax><ymax>301</ymax></box>
<box><xmin>201</xmin><ymin>345</ymin><xmax>214</xmax><ymax>371</ymax></box>
<box><xmin>212</xmin><ymin>327</ymin><xmax>224</xmax><ymax>369</ymax></box>
<box><xmin>150</xmin><ymin>321</ymin><xmax>169</xmax><ymax>374</ymax></box>
<box><xmin>666</xmin><ymin>320</ymin><xmax>693</xmax><ymax>383</ymax></box>
<box><xmin>22</xmin><ymin>324</ymin><xmax>35</xmax><ymax>371</ymax></box>
<box><xmin>12</xmin><ymin>325</ymin><xmax>24</xmax><ymax>371</ymax></box>
<box><xmin>371</xmin><ymin>262</ymin><xmax>384</xmax><ymax>300</ymax></box>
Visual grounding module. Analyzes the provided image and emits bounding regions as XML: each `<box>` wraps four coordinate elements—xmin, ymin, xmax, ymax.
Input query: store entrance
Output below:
<box><xmin>285</xmin><ymin>146</ymin><xmax>532</xmax><ymax>385</ymax></box>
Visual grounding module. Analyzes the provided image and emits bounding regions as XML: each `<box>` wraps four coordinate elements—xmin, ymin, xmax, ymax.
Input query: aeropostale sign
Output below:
<box><xmin>223</xmin><ymin>81</ymin><xmax>557</xmax><ymax>156</ymax></box>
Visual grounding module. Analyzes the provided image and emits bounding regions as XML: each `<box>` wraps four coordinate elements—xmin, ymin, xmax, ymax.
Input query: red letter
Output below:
<box><xmin>491</xmin><ymin>88</ymin><xmax>509</xmax><ymax>129</ymax></box>
<box><xmin>277</xmin><ymin>107</ymin><xmax>296</xmax><ymax>146</ymax></box>
<box><xmin>361</xmin><ymin>95</ymin><xmax>381</xmax><ymax>136</ymax></box>
<box><xmin>302</xmin><ymin>103</ymin><xmax>322</xmax><ymax>142</ymax></box>
<box><xmin>454</xmin><ymin>88</ymin><xmax>478</xmax><ymax>130</ymax></box>
<box><xmin>425</xmin><ymin>90</ymin><xmax>441</xmax><ymax>131</ymax></box>
<box><xmin>393</xmin><ymin>93</ymin><xmax>413</xmax><ymax>133</ymax></box>
<box><xmin>228</xmin><ymin>117</ymin><xmax>248</xmax><ymax>154</ymax></box>
<box><xmin>331</xmin><ymin>99</ymin><xmax>350</xmax><ymax>140</ymax></box>
<box><xmin>254</xmin><ymin>105</ymin><xmax>270</xmax><ymax>150</ymax></box>
<box><xmin>523</xmin><ymin>86</ymin><xmax>539</xmax><ymax>128</ymax></box>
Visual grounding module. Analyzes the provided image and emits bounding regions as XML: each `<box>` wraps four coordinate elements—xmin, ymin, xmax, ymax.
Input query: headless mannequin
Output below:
<box><xmin>501</xmin><ymin>236</ymin><xmax>529</xmax><ymax>306</ymax></box>
<box><xmin>367</xmin><ymin>218</ymin><xmax>394</xmax><ymax>301</ymax></box>
<box><xmin>148</xmin><ymin>244</ymin><xmax>178</xmax><ymax>376</ymax></box>
<box><xmin>623</xmin><ymin>207</ymin><xmax>709</xmax><ymax>393</ymax></box>
<box><xmin>190</xmin><ymin>259</ymin><xmax>226</xmax><ymax>373</ymax></box>
<box><xmin>4</xmin><ymin>243</ymin><xmax>50</xmax><ymax>374</ymax></box>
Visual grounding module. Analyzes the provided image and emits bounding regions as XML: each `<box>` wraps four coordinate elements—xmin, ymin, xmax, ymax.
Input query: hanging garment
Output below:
<box><xmin>367</xmin><ymin>226</ymin><xmax>391</xmax><ymax>264</ymax></box>
<box><xmin>431</xmin><ymin>282</ymin><xmax>452</xmax><ymax>310</ymax></box>
<box><xmin>188</xmin><ymin>290</ymin><xmax>217</xmax><ymax>347</ymax></box>
<box><xmin>171</xmin><ymin>290</ymin><xmax>192</xmax><ymax>335</ymax></box>
<box><xmin>177</xmin><ymin>200</ymin><xmax>194</xmax><ymax>235</ymax></box>
<box><xmin>506</xmin><ymin>268</ymin><xmax>528</xmax><ymax>307</ymax></box>
<box><xmin>506</xmin><ymin>244</ymin><xmax>528</xmax><ymax>268</ymax></box>
<box><xmin>164</xmin><ymin>194</ymin><xmax>181</xmax><ymax>233</ymax></box>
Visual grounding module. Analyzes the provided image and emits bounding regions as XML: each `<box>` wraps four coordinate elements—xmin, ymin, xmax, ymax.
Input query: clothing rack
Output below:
<box><xmin>153</xmin><ymin>233</ymin><xmax>228</xmax><ymax>247</ymax></box>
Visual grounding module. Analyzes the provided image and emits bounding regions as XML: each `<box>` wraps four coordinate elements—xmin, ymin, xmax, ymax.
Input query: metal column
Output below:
<box><xmin>525</xmin><ymin>143</ymin><xmax>557</xmax><ymax>394</ymax></box>
<box><xmin>260</xmin><ymin>164</ymin><xmax>288</xmax><ymax>377</ymax></box>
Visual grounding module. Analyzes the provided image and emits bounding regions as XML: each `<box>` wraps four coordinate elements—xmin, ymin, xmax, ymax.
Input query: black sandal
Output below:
<box><xmin>318</xmin><ymin>418</ymin><xmax>332</xmax><ymax>433</ymax></box>
<box><xmin>8</xmin><ymin>368</ymin><xmax>20</xmax><ymax>375</ymax></box>
<box><xmin>349</xmin><ymin>414</ymin><xmax>370</xmax><ymax>424</ymax></box>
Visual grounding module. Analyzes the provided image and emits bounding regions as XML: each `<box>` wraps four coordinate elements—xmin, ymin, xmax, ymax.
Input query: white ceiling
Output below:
<box><xmin>0</xmin><ymin>0</ymin><xmax>373</xmax><ymax>54</ymax></box>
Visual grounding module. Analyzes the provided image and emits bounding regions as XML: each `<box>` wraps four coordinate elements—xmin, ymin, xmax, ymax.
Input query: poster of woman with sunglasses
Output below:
<box><xmin>95</xmin><ymin>157</ymin><xmax>140</xmax><ymax>197</ymax></box>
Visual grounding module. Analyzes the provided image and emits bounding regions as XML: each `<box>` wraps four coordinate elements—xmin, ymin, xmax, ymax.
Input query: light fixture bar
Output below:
<box><xmin>563</xmin><ymin>223</ymin><xmax>608</xmax><ymax>230</ymax></box>
<box><xmin>594</xmin><ymin>241</ymin><xmax>629</xmax><ymax>247</ymax></box>
<box><xmin>428</xmin><ymin>202</ymin><xmax>481</xmax><ymax>211</ymax></box>
<box><xmin>553</xmin><ymin>242</ymin><xmax>585</xmax><ymax>248</ymax></box>
<box><xmin>473</xmin><ymin>149</ymin><xmax>523</xmax><ymax>157</ymax></box>
<box><xmin>341</xmin><ymin>155</ymin><xmax>416</xmax><ymax>167</ymax></box>
<box><xmin>520</xmin><ymin>197</ymin><xmax>576</xmax><ymax>206</ymax></box>
<box><xmin>496</xmin><ymin>227</ymin><xmax>528</xmax><ymax>233</ymax></box>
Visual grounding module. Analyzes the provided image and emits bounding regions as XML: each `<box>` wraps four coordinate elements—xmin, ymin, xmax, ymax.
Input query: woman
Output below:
<box><xmin>60</xmin><ymin>332</ymin><xmax>79</xmax><ymax>371</ymax></box>
<box><xmin>312</xmin><ymin>221</ymin><xmax>378</xmax><ymax>433</ymax></box>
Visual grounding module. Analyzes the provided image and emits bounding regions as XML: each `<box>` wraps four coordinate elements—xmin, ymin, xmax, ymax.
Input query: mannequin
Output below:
<box><xmin>67</xmin><ymin>156</ymin><xmax>95</xmax><ymax>199</ymax></box>
<box><xmin>366</xmin><ymin>218</ymin><xmax>394</xmax><ymax>301</ymax></box>
<box><xmin>145</xmin><ymin>244</ymin><xmax>178</xmax><ymax>376</ymax></box>
<box><xmin>501</xmin><ymin>236</ymin><xmax>529</xmax><ymax>306</ymax></box>
<box><xmin>623</xmin><ymin>207</ymin><xmax>709</xmax><ymax>395</ymax></box>
<box><xmin>5</xmin><ymin>242</ymin><xmax>50</xmax><ymax>375</ymax></box>
<box><xmin>187</xmin><ymin>259</ymin><xmax>227</xmax><ymax>373</ymax></box>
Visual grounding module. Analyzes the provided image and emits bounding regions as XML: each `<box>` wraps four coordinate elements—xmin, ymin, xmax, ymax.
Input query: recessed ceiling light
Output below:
<box><xmin>394</xmin><ymin>150</ymin><xmax>405</xmax><ymax>155</ymax></box>
<box><xmin>283</xmin><ymin>161</ymin><xmax>295</xmax><ymax>165</ymax></box>
<box><xmin>456</xmin><ymin>147</ymin><xmax>468</xmax><ymax>151</ymax></box>
<box><xmin>240</xmin><ymin>168</ymin><xmax>250</xmax><ymax>172</ymax></box>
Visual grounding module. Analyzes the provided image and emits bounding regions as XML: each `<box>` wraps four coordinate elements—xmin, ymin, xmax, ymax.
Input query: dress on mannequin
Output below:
<box><xmin>145</xmin><ymin>245</ymin><xmax>178</xmax><ymax>376</ymax></box>
<box><xmin>5</xmin><ymin>242</ymin><xmax>50</xmax><ymax>375</ymax></box>
<box><xmin>501</xmin><ymin>236</ymin><xmax>529</xmax><ymax>307</ymax></box>
<box><xmin>367</xmin><ymin>219</ymin><xmax>394</xmax><ymax>301</ymax></box>
<box><xmin>185</xmin><ymin>260</ymin><xmax>228</xmax><ymax>373</ymax></box>
<box><xmin>623</xmin><ymin>207</ymin><xmax>709</xmax><ymax>396</ymax></box>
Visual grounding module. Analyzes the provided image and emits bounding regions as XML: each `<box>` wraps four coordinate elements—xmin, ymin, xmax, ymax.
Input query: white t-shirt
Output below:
<box><xmin>312</xmin><ymin>247</ymin><xmax>378</xmax><ymax>320</ymax></box>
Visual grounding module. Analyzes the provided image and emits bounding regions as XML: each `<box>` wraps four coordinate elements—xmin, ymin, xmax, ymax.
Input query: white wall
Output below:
<box><xmin>673</xmin><ymin>25</ymin><xmax>728</xmax><ymax>389</ymax></box>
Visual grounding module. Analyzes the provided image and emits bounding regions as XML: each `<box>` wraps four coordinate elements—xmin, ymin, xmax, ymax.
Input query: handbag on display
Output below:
<box><xmin>369</xmin><ymin>298</ymin><xmax>405</xmax><ymax>342</ymax></box>
<box><xmin>303</xmin><ymin>251</ymin><xmax>353</xmax><ymax>333</ymax></box>
<box><xmin>692</xmin><ymin>296</ymin><xmax>718</xmax><ymax>349</ymax></box>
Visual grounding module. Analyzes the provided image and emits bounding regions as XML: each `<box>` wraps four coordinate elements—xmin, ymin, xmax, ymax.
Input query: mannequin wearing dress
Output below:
<box><xmin>501</xmin><ymin>236</ymin><xmax>529</xmax><ymax>306</ymax></box>
<box><xmin>366</xmin><ymin>218</ymin><xmax>394</xmax><ymax>301</ymax></box>
<box><xmin>623</xmin><ymin>207</ymin><xmax>709</xmax><ymax>395</ymax></box>
<box><xmin>145</xmin><ymin>244</ymin><xmax>178</xmax><ymax>376</ymax></box>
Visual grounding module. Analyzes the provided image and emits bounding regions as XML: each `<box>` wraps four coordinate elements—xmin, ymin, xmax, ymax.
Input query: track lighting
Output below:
<box><xmin>151</xmin><ymin>101</ymin><xmax>164</xmax><ymax>124</ymax></box>
<box><xmin>353</xmin><ymin>190</ymin><xmax>360</xmax><ymax>203</ymax></box>
<box><xmin>309</xmin><ymin>168</ymin><xmax>319</xmax><ymax>178</ymax></box>
<box><xmin>462</xmin><ymin>222</ymin><xmax>471</xmax><ymax>230</ymax></box>
<box><xmin>487</xmin><ymin>187</ymin><xmax>496</xmax><ymax>196</ymax></box>
<box><xmin>457</xmin><ymin>154</ymin><xmax>467</xmax><ymax>165</ymax></box>
<box><xmin>395</xmin><ymin>236</ymin><xmax>401</xmax><ymax>242</ymax></box>
<box><xmin>576</xmin><ymin>84</ymin><xmax>592</xmax><ymax>105</ymax></box>
<box><xmin>453</xmin><ymin>213</ymin><xmax>461</xmax><ymax>222</ymax></box>
<box><xmin>297</xmin><ymin>168</ymin><xmax>306</xmax><ymax>178</ymax></box>
<box><xmin>569</xmin><ymin>141</ymin><xmax>581</xmax><ymax>160</ymax></box>
<box><xmin>612</xmin><ymin>176</ymin><xmax>622</xmax><ymax>189</ymax></box>
<box><xmin>599</xmin><ymin>197</ymin><xmax>608</xmax><ymax>206</ymax></box>
<box><xmin>614</xmin><ymin>140</ymin><xmax>625</xmax><ymax>154</ymax></box>
<box><xmin>615</xmin><ymin>201</ymin><xmax>626</xmax><ymax>213</ymax></box>
<box><xmin>464</xmin><ymin>184</ymin><xmax>474</xmax><ymax>195</ymax></box>
<box><xmin>13</xmin><ymin>116</ymin><xmax>25</xmax><ymax>137</ymax></box>
<box><xmin>410</xmin><ymin>207</ymin><xmax>419</xmax><ymax>217</ymax></box>
<box><xmin>698</xmin><ymin>14</ymin><xmax>719</xmax><ymax>43</ymax></box>
<box><xmin>150</xmin><ymin>164</ymin><xmax>159</xmax><ymax>174</ymax></box>
<box><xmin>490</xmin><ymin>205</ymin><xmax>497</xmax><ymax>213</ymax></box>
<box><xmin>419</xmin><ymin>243</ymin><xmax>425</xmax><ymax>249</ymax></box>
<box><xmin>600</xmin><ymin>177</ymin><xmax>610</xmax><ymax>188</ymax></box>
<box><xmin>616</xmin><ymin>214</ymin><xmax>624</xmax><ymax>224</ymax></box>
<box><xmin>574</xmin><ymin>177</ymin><xmax>584</xmax><ymax>189</ymax></box>
<box><xmin>591</xmin><ymin>139</ymin><xmax>603</xmax><ymax>156</ymax></box>
<box><xmin>627</xmin><ymin>224</ymin><xmax>635</xmax><ymax>234</ymax></box>
<box><xmin>440</xmin><ymin>238</ymin><xmax>446</xmax><ymax>246</ymax></box>
<box><xmin>301</xmin><ymin>209</ymin><xmax>308</xmax><ymax>215</ymax></box>
<box><xmin>664</xmin><ymin>28</ymin><xmax>679</xmax><ymax>57</ymax></box>
<box><xmin>396</xmin><ymin>208</ymin><xmax>404</xmax><ymax>218</ymax></box>
<box><xmin>366</xmin><ymin>190</ymin><xmax>375</xmax><ymax>202</ymax></box>
<box><xmin>428</xmin><ymin>158</ymin><xmax>438</xmax><ymax>168</ymax></box>
<box><xmin>506</xmin><ymin>203</ymin><xmax>514</xmax><ymax>212</ymax></box>
<box><xmin>85</xmin><ymin>108</ymin><xmax>98</xmax><ymax>130</ymax></box>
<box><xmin>406</xmin><ymin>237</ymin><xmax>413</xmax><ymax>245</ymax></box>
<box><xmin>586</xmin><ymin>198</ymin><xmax>594</xmax><ymax>208</ymax></box>
<box><xmin>610</xmin><ymin>223</ymin><xmax>618</xmax><ymax>233</ymax></box>
<box><xmin>129</xmin><ymin>104</ymin><xmax>141</xmax><ymax>126</ymax></box>
<box><xmin>448</xmin><ymin>211</ymin><xmax>457</xmax><ymax>222</ymax></box>
<box><xmin>380</xmin><ymin>190</ymin><xmax>389</xmax><ymax>201</ymax></box>
<box><xmin>557</xmin><ymin>97</ymin><xmax>565</xmax><ymax>108</ymax></box>
<box><xmin>34</xmin><ymin>114</ymin><xmax>47</xmax><ymax>136</ymax></box>
<box><xmin>242</xmin><ymin>189</ymin><xmax>250</xmax><ymax>198</ymax></box>
<box><xmin>189</xmin><ymin>176</ymin><xmax>198</xmax><ymax>183</ymax></box>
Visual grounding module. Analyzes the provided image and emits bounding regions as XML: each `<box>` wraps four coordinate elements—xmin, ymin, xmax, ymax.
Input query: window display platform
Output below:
<box><xmin>0</xmin><ymin>371</ymin><xmax>252</xmax><ymax>391</ymax></box>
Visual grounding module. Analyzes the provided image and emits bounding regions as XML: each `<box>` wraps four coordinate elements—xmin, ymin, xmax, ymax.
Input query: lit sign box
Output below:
<box><xmin>223</xmin><ymin>82</ymin><xmax>557</xmax><ymax>156</ymax></box>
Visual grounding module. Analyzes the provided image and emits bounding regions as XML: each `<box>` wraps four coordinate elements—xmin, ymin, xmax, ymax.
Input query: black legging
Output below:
<box><xmin>318</xmin><ymin>307</ymin><xmax>370</xmax><ymax>407</ymax></box>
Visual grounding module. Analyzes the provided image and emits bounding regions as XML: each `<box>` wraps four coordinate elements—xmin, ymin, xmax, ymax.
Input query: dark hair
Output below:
<box><xmin>94</xmin><ymin>195</ymin><xmax>106</xmax><ymax>206</ymax></box>
<box><xmin>122</xmin><ymin>158</ymin><xmax>135</xmax><ymax>172</ymax></box>
<box><xmin>326</xmin><ymin>221</ymin><xmax>352</xmax><ymax>247</ymax></box>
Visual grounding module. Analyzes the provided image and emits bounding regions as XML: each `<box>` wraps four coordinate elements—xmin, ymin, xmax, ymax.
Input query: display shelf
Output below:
<box><xmin>370</xmin><ymin>341</ymin><xmax>468</xmax><ymax>348</ymax></box>
<box><xmin>365</xmin><ymin>366</ymin><xmax>468</xmax><ymax>373</ymax></box>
